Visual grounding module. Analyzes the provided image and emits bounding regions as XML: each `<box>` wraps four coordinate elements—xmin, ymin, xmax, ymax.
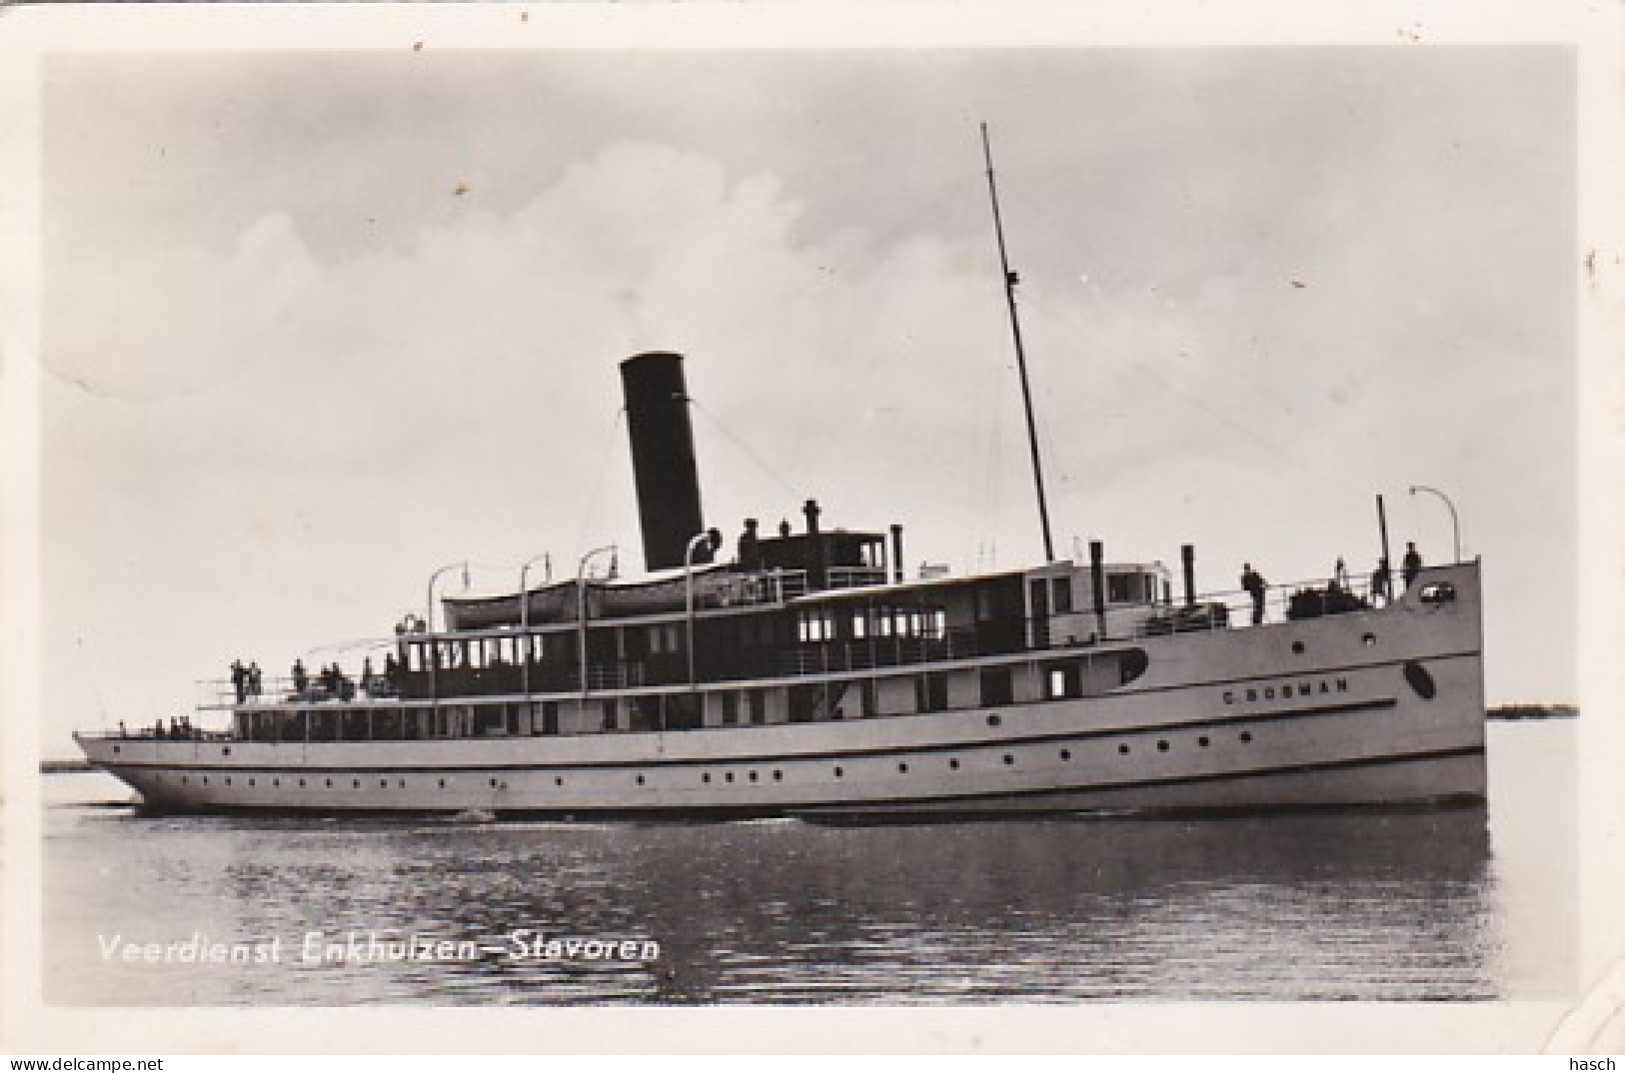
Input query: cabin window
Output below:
<box><xmin>1052</xmin><ymin>578</ymin><xmax>1073</xmax><ymax>614</ymax></box>
<box><xmin>852</xmin><ymin>611</ymin><xmax>867</xmax><ymax>639</ymax></box>
<box><xmin>788</xmin><ymin>684</ymin><xmax>824</xmax><ymax>723</ymax></box>
<box><xmin>1047</xmin><ymin>660</ymin><xmax>1085</xmax><ymax>699</ymax></box>
<box><xmin>980</xmin><ymin>667</ymin><xmax>1014</xmax><ymax>706</ymax></box>
<box><xmin>799</xmin><ymin>611</ymin><xmax>835</xmax><ymax>643</ymax></box>
<box><xmin>721</xmin><ymin>692</ymin><xmax>740</xmax><ymax>726</ymax></box>
<box><xmin>915</xmin><ymin>673</ymin><xmax>949</xmax><ymax>713</ymax></box>
<box><xmin>1420</xmin><ymin>582</ymin><xmax>1457</xmax><ymax>606</ymax></box>
<box><xmin>1107</xmin><ymin>575</ymin><xmax>1132</xmax><ymax>603</ymax></box>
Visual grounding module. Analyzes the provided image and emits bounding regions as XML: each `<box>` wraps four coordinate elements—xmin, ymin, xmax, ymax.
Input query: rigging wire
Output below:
<box><xmin>1020</xmin><ymin>284</ymin><xmax>1328</xmax><ymax>477</ymax></box>
<box><xmin>574</xmin><ymin>406</ymin><xmax>628</xmax><ymax>557</ymax></box>
<box><xmin>688</xmin><ymin>398</ymin><xmax>803</xmax><ymax>503</ymax></box>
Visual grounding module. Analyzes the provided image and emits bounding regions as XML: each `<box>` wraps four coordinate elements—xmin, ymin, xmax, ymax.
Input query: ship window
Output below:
<box><xmin>1047</xmin><ymin>660</ymin><xmax>1084</xmax><ymax>699</ymax></box>
<box><xmin>748</xmin><ymin>690</ymin><xmax>767</xmax><ymax>725</ymax></box>
<box><xmin>1052</xmin><ymin>578</ymin><xmax>1073</xmax><ymax>614</ymax></box>
<box><xmin>1107</xmin><ymin>574</ymin><xmax>1133</xmax><ymax>603</ymax></box>
<box><xmin>915</xmin><ymin>673</ymin><xmax>948</xmax><ymax>713</ymax></box>
<box><xmin>721</xmin><ymin>692</ymin><xmax>740</xmax><ymax>726</ymax></box>
<box><xmin>852</xmin><ymin>611</ymin><xmax>867</xmax><ymax>639</ymax></box>
<box><xmin>980</xmin><ymin>667</ymin><xmax>1013</xmax><ymax>706</ymax></box>
<box><xmin>1420</xmin><ymin>582</ymin><xmax>1457</xmax><ymax>606</ymax></box>
<box><xmin>949</xmin><ymin>758</ymin><xmax>960</xmax><ymax>770</ymax></box>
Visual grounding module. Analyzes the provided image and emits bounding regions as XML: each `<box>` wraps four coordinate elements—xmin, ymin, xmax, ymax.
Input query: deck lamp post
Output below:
<box><xmin>684</xmin><ymin>531</ymin><xmax>714</xmax><ymax>691</ymax></box>
<box><xmin>425</xmin><ymin>561</ymin><xmax>468</xmax><ymax>712</ymax></box>
<box><xmin>576</xmin><ymin>546</ymin><xmax>616</xmax><ymax>698</ymax></box>
<box><xmin>519</xmin><ymin>553</ymin><xmax>552</xmax><ymax>698</ymax></box>
<box><xmin>1408</xmin><ymin>485</ymin><xmax>1461</xmax><ymax>564</ymax></box>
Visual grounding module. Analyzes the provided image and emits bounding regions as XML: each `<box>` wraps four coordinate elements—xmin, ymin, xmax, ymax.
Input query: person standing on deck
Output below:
<box><xmin>1241</xmin><ymin>564</ymin><xmax>1267</xmax><ymax>625</ymax></box>
<box><xmin>1402</xmin><ymin>542</ymin><xmax>1423</xmax><ymax>591</ymax></box>
<box><xmin>230</xmin><ymin>660</ymin><xmax>246</xmax><ymax>703</ymax></box>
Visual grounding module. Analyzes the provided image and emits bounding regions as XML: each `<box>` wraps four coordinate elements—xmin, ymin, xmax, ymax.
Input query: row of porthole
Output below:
<box><xmin>156</xmin><ymin>730</ymin><xmax>1263</xmax><ymax>793</ymax></box>
<box><xmin>659</xmin><ymin>730</ymin><xmax>1260</xmax><ymax>787</ymax></box>
<box><xmin>161</xmin><ymin>773</ymin><xmax>559</xmax><ymax>791</ymax></box>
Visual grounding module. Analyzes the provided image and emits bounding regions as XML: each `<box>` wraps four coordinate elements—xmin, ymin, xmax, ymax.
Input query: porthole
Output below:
<box><xmin>1118</xmin><ymin>744</ymin><xmax>1130</xmax><ymax>756</ymax></box>
<box><xmin>725</xmin><ymin>772</ymin><xmax>735</xmax><ymax>783</ymax></box>
<box><xmin>1362</xmin><ymin>633</ymin><xmax>1377</xmax><ymax>647</ymax></box>
<box><xmin>636</xmin><ymin>774</ymin><xmax>646</xmax><ymax>786</ymax></box>
<box><xmin>1157</xmin><ymin>741</ymin><xmax>1169</xmax><ymax>752</ymax></box>
<box><xmin>1198</xmin><ymin>736</ymin><xmax>1210</xmax><ymax>747</ymax></box>
<box><xmin>202</xmin><ymin>777</ymin><xmax>209</xmax><ymax>786</ymax></box>
<box><xmin>1003</xmin><ymin>754</ymin><xmax>1014</xmax><ymax>766</ymax></box>
<box><xmin>773</xmin><ymin>770</ymin><xmax>783</xmax><ymax>781</ymax></box>
<box><xmin>112</xmin><ymin>746</ymin><xmax>121</xmax><ymax>755</ymax></box>
<box><xmin>1240</xmin><ymin>731</ymin><xmax>1253</xmax><ymax>744</ymax></box>
<box><xmin>1060</xmin><ymin>749</ymin><xmax>1072</xmax><ymax>761</ymax></box>
<box><xmin>325</xmin><ymin>778</ymin><xmax>332</xmax><ymax>788</ymax></box>
<box><xmin>834</xmin><ymin>766</ymin><xmax>844</xmax><ymax>778</ymax></box>
<box><xmin>398</xmin><ymin>779</ymin><xmax>406</xmax><ymax>789</ymax></box>
<box><xmin>273</xmin><ymin>778</ymin><xmax>280</xmax><ymax>788</ymax></box>
<box><xmin>748</xmin><ymin>771</ymin><xmax>759</xmax><ymax>783</ymax></box>
<box><xmin>702</xmin><ymin>773</ymin><xmax>712</xmax><ymax>784</ymax></box>
<box><xmin>898</xmin><ymin>762</ymin><xmax>909</xmax><ymax>774</ymax></box>
<box><xmin>247</xmin><ymin>778</ymin><xmax>255</xmax><ymax>787</ymax></box>
<box><xmin>181</xmin><ymin>776</ymin><xmax>188</xmax><ymax>785</ymax></box>
<box><xmin>489</xmin><ymin>778</ymin><xmax>499</xmax><ymax>788</ymax></box>
<box><xmin>353</xmin><ymin>779</ymin><xmax>361</xmax><ymax>789</ymax></box>
<box><xmin>299</xmin><ymin>778</ymin><xmax>306</xmax><ymax>788</ymax></box>
<box><xmin>438</xmin><ymin>779</ymin><xmax>446</xmax><ymax>789</ymax></box>
<box><xmin>1291</xmin><ymin>640</ymin><xmax>1305</xmax><ymax>655</ymax></box>
<box><xmin>380</xmin><ymin>779</ymin><xmax>389</xmax><ymax>789</ymax></box>
<box><xmin>554</xmin><ymin>776</ymin><xmax>563</xmax><ymax>787</ymax></box>
<box><xmin>949</xmin><ymin>758</ymin><xmax>960</xmax><ymax>770</ymax></box>
<box><xmin>222</xmin><ymin>747</ymin><xmax>231</xmax><ymax>757</ymax></box>
<box><xmin>986</xmin><ymin>714</ymin><xmax>1002</xmax><ymax>727</ymax></box>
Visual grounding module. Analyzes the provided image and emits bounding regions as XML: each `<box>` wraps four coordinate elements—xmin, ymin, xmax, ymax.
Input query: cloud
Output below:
<box><xmin>45</xmin><ymin>211</ymin><xmax>320</xmax><ymax>402</ymax></box>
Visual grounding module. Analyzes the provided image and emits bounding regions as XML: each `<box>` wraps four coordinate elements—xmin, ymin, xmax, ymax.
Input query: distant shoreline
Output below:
<box><xmin>37</xmin><ymin>704</ymin><xmax>1580</xmax><ymax>773</ymax></box>
<box><xmin>1487</xmin><ymin>703</ymin><xmax>1579</xmax><ymax>721</ymax></box>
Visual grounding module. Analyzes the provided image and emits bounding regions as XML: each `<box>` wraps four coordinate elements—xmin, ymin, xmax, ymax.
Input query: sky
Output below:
<box><xmin>32</xmin><ymin>42</ymin><xmax>1579</xmax><ymax>751</ymax></box>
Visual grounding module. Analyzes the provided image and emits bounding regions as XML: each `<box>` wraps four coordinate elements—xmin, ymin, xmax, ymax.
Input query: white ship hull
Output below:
<box><xmin>77</xmin><ymin>564</ymin><xmax>1486</xmax><ymax>818</ymax></box>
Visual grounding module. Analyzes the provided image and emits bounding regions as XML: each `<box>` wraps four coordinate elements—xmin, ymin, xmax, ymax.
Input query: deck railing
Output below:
<box><xmin>183</xmin><ymin>568</ymin><xmax>1415</xmax><ymax>712</ymax></box>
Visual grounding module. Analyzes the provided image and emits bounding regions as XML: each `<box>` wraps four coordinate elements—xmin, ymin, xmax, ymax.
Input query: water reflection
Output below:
<box><xmin>47</xmin><ymin>801</ymin><xmax>1496</xmax><ymax>1005</ymax></box>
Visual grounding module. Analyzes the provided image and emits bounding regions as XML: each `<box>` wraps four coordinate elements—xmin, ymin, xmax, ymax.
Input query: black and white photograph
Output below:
<box><xmin>2</xmin><ymin>1</ymin><xmax>1621</xmax><ymax>1055</ymax></box>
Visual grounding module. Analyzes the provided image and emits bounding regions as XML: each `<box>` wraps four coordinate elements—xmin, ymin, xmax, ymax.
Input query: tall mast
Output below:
<box><xmin>981</xmin><ymin>122</ymin><xmax>1056</xmax><ymax>563</ymax></box>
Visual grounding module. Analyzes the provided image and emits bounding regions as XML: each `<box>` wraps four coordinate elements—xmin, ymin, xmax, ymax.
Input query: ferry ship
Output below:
<box><xmin>73</xmin><ymin>351</ymin><xmax>1486</xmax><ymax>818</ymax></box>
<box><xmin>72</xmin><ymin>135</ymin><xmax>1487</xmax><ymax>819</ymax></box>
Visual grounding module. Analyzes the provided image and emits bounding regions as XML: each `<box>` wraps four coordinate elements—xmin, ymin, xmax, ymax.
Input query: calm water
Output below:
<box><xmin>41</xmin><ymin>720</ymin><xmax>1575</xmax><ymax>1005</ymax></box>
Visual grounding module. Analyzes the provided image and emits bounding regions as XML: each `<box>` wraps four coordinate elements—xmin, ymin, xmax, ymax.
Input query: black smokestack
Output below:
<box><xmin>620</xmin><ymin>352</ymin><xmax>705</xmax><ymax>572</ymax></box>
